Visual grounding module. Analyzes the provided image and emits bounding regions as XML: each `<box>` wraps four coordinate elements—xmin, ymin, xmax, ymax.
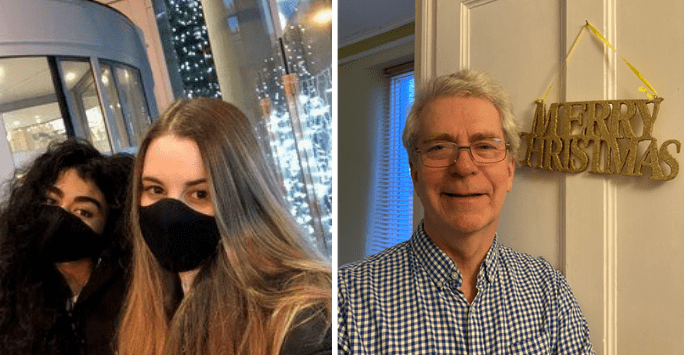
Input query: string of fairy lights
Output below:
<box><xmin>255</xmin><ymin>22</ymin><xmax>332</xmax><ymax>253</ymax></box>
<box><xmin>161</xmin><ymin>0</ymin><xmax>332</xmax><ymax>253</ymax></box>
<box><xmin>258</xmin><ymin>67</ymin><xmax>332</xmax><ymax>253</ymax></box>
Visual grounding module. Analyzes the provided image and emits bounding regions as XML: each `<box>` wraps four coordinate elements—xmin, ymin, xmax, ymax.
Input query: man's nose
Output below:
<box><xmin>449</xmin><ymin>146</ymin><xmax>477</xmax><ymax>176</ymax></box>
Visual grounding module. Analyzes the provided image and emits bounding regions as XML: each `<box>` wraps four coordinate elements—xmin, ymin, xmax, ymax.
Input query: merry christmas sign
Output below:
<box><xmin>520</xmin><ymin>98</ymin><xmax>679</xmax><ymax>180</ymax></box>
<box><xmin>519</xmin><ymin>22</ymin><xmax>680</xmax><ymax>180</ymax></box>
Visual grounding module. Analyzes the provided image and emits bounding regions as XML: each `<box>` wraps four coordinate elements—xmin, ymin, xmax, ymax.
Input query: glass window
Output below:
<box><xmin>100</xmin><ymin>62</ymin><xmax>142</xmax><ymax>151</ymax></box>
<box><xmin>113</xmin><ymin>64</ymin><xmax>152</xmax><ymax>147</ymax></box>
<box><xmin>366</xmin><ymin>71</ymin><xmax>415</xmax><ymax>256</ymax></box>
<box><xmin>59</xmin><ymin>59</ymin><xmax>111</xmax><ymax>153</ymax></box>
<box><xmin>99</xmin><ymin>62</ymin><xmax>132</xmax><ymax>151</ymax></box>
<box><xmin>0</xmin><ymin>57</ymin><xmax>67</xmax><ymax>168</ymax></box>
<box><xmin>1</xmin><ymin>57</ymin><xmax>153</xmax><ymax>161</ymax></box>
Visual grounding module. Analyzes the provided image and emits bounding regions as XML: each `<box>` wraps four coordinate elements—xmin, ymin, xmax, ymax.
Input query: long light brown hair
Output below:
<box><xmin>117</xmin><ymin>98</ymin><xmax>331</xmax><ymax>355</ymax></box>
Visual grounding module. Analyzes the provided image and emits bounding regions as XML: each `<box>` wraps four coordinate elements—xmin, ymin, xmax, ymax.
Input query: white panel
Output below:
<box><xmin>463</xmin><ymin>0</ymin><xmax>564</xmax><ymax>270</ymax></box>
<box><xmin>615</xmin><ymin>2</ymin><xmax>684</xmax><ymax>353</ymax></box>
<box><xmin>563</xmin><ymin>4</ymin><xmax>612</xmax><ymax>355</ymax></box>
<box><xmin>434</xmin><ymin>1</ymin><xmax>461</xmax><ymax>75</ymax></box>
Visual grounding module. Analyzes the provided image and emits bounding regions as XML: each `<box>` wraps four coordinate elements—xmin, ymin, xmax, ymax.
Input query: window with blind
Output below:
<box><xmin>365</xmin><ymin>70</ymin><xmax>415</xmax><ymax>256</ymax></box>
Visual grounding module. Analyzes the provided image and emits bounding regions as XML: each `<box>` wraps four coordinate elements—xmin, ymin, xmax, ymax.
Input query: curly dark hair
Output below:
<box><xmin>0</xmin><ymin>138</ymin><xmax>133</xmax><ymax>354</ymax></box>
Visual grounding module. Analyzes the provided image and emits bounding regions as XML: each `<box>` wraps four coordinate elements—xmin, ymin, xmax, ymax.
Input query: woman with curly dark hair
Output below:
<box><xmin>0</xmin><ymin>139</ymin><xmax>134</xmax><ymax>355</ymax></box>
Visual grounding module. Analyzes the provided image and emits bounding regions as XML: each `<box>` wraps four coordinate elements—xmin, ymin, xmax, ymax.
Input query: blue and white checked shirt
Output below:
<box><xmin>338</xmin><ymin>222</ymin><xmax>594</xmax><ymax>354</ymax></box>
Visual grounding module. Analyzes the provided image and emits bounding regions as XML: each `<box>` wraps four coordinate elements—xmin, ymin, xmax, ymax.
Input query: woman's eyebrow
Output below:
<box><xmin>185</xmin><ymin>178</ymin><xmax>208</xmax><ymax>188</ymax></box>
<box><xmin>46</xmin><ymin>186</ymin><xmax>64</xmax><ymax>197</ymax></box>
<box><xmin>48</xmin><ymin>186</ymin><xmax>103</xmax><ymax>212</ymax></box>
<box><xmin>73</xmin><ymin>196</ymin><xmax>104</xmax><ymax>212</ymax></box>
<box><xmin>142</xmin><ymin>176</ymin><xmax>163</xmax><ymax>185</ymax></box>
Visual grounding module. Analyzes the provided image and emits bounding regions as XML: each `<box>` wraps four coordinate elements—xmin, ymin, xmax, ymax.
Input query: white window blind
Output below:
<box><xmin>366</xmin><ymin>71</ymin><xmax>415</xmax><ymax>256</ymax></box>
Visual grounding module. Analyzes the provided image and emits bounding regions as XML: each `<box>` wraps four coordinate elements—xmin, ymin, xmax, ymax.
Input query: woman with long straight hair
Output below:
<box><xmin>117</xmin><ymin>98</ymin><xmax>331</xmax><ymax>355</ymax></box>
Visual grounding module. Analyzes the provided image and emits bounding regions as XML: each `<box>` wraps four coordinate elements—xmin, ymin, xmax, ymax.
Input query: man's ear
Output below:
<box><xmin>409</xmin><ymin>158</ymin><xmax>418</xmax><ymax>185</ymax></box>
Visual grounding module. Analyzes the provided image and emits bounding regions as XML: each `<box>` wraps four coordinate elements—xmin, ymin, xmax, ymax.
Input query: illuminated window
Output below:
<box><xmin>366</xmin><ymin>70</ymin><xmax>415</xmax><ymax>256</ymax></box>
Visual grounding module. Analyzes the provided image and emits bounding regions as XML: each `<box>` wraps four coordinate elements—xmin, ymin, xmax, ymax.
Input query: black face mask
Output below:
<box><xmin>38</xmin><ymin>205</ymin><xmax>105</xmax><ymax>262</ymax></box>
<box><xmin>139</xmin><ymin>199</ymin><xmax>220</xmax><ymax>273</ymax></box>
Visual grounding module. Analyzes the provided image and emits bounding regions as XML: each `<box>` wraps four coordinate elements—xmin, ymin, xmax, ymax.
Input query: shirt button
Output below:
<box><xmin>450</xmin><ymin>271</ymin><xmax>459</xmax><ymax>280</ymax></box>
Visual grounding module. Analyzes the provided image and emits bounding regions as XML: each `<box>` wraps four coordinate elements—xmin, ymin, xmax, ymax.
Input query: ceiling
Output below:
<box><xmin>0</xmin><ymin>57</ymin><xmax>93</xmax><ymax>130</ymax></box>
<box><xmin>338</xmin><ymin>0</ymin><xmax>415</xmax><ymax>47</ymax></box>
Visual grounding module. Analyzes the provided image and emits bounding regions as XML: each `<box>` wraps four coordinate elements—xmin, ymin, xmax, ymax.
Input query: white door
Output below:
<box><xmin>417</xmin><ymin>1</ymin><xmax>684</xmax><ymax>354</ymax></box>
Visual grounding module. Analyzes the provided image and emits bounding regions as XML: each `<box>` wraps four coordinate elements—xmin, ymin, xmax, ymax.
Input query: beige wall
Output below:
<box><xmin>338</xmin><ymin>39</ymin><xmax>414</xmax><ymax>266</ymax></box>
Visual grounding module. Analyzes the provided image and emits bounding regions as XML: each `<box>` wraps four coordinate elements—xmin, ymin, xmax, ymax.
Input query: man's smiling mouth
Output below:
<box><xmin>444</xmin><ymin>192</ymin><xmax>485</xmax><ymax>198</ymax></box>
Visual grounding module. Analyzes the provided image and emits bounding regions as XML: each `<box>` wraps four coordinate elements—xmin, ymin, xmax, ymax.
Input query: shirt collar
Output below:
<box><xmin>409</xmin><ymin>220</ymin><xmax>500</xmax><ymax>288</ymax></box>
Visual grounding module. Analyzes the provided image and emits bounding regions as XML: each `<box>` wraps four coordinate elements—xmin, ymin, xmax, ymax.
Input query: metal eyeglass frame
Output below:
<box><xmin>416</xmin><ymin>140</ymin><xmax>511</xmax><ymax>167</ymax></box>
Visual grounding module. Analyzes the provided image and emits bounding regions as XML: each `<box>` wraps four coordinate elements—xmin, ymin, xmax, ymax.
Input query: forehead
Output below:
<box><xmin>419</xmin><ymin>95</ymin><xmax>504</xmax><ymax>141</ymax></box>
<box><xmin>142</xmin><ymin>134</ymin><xmax>208</xmax><ymax>182</ymax></box>
<box><xmin>53</xmin><ymin>168</ymin><xmax>105</xmax><ymax>202</ymax></box>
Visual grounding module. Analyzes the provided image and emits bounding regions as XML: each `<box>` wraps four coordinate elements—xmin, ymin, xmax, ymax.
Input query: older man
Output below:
<box><xmin>338</xmin><ymin>69</ymin><xmax>594</xmax><ymax>354</ymax></box>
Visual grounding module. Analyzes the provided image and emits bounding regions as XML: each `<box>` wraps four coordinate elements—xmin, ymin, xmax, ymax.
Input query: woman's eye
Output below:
<box><xmin>75</xmin><ymin>209</ymin><xmax>94</xmax><ymax>219</ymax></box>
<box><xmin>45</xmin><ymin>197</ymin><xmax>57</xmax><ymax>205</ymax></box>
<box><xmin>144</xmin><ymin>185</ymin><xmax>164</xmax><ymax>195</ymax></box>
<box><xmin>193</xmin><ymin>190</ymin><xmax>209</xmax><ymax>200</ymax></box>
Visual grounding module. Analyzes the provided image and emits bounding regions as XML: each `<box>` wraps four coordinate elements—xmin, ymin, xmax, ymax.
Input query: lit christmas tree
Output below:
<box><xmin>255</xmin><ymin>22</ymin><xmax>332</xmax><ymax>254</ymax></box>
<box><xmin>163</xmin><ymin>0</ymin><xmax>221</xmax><ymax>98</ymax></box>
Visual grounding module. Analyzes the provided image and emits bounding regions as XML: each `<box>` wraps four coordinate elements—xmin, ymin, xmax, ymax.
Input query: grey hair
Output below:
<box><xmin>402</xmin><ymin>69</ymin><xmax>520</xmax><ymax>161</ymax></box>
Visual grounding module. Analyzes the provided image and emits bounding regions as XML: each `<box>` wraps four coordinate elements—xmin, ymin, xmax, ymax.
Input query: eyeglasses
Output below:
<box><xmin>416</xmin><ymin>139</ymin><xmax>509</xmax><ymax>167</ymax></box>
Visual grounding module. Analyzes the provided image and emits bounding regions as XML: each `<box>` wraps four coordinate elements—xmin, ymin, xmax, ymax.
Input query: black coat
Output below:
<box><xmin>26</xmin><ymin>247</ymin><xmax>129</xmax><ymax>355</ymax></box>
<box><xmin>69</xmin><ymin>249</ymin><xmax>129</xmax><ymax>355</ymax></box>
<box><xmin>280</xmin><ymin>308</ymin><xmax>332</xmax><ymax>355</ymax></box>
<box><xmin>0</xmin><ymin>244</ymin><xmax>128</xmax><ymax>355</ymax></box>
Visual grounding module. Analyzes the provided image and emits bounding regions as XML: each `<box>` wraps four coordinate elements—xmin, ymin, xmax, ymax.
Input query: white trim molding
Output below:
<box><xmin>416</xmin><ymin>0</ymin><xmax>436</xmax><ymax>86</ymax></box>
<box><xmin>602</xmin><ymin>4</ymin><xmax>618</xmax><ymax>355</ymax></box>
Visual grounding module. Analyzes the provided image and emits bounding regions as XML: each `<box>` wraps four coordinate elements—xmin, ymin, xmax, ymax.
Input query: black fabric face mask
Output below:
<box><xmin>38</xmin><ymin>205</ymin><xmax>105</xmax><ymax>262</ymax></box>
<box><xmin>139</xmin><ymin>199</ymin><xmax>220</xmax><ymax>273</ymax></box>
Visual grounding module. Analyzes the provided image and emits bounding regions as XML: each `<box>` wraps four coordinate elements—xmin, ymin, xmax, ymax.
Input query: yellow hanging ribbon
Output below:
<box><xmin>539</xmin><ymin>23</ymin><xmax>587</xmax><ymax>102</ymax></box>
<box><xmin>540</xmin><ymin>21</ymin><xmax>657</xmax><ymax>102</ymax></box>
